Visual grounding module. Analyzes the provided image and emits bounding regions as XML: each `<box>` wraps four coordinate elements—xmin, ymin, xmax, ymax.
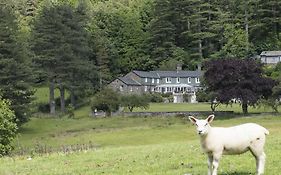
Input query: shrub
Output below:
<box><xmin>91</xmin><ymin>88</ymin><xmax>120</xmax><ymax>116</ymax></box>
<box><xmin>196</xmin><ymin>89</ymin><xmax>210</xmax><ymax>102</ymax></box>
<box><xmin>145</xmin><ymin>93</ymin><xmax>164</xmax><ymax>103</ymax></box>
<box><xmin>121</xmin><ymin>94</ymin><xmax>150</xmax><ymax>112</ymax></box>
<box><xmin>0</xmin><ymin>98</ymin><xmax>18</xmax><ymax>156</ymax></box>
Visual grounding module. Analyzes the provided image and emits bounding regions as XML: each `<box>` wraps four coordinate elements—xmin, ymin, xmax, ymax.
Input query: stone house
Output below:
<box><xmin>109</xmin><ymin>66</ymin><xmax>203</xmax><ymax>102</ymax></box>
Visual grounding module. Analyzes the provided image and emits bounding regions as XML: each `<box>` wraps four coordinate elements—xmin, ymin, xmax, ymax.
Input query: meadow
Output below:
<box><xmin>1</xmin><ymin>88</ymin><xmax>281</xmax><ymax>174</ymax></box>
<box><xmin>1</xmin><ymin>113</ymin><xmax>281</xmax><ymax>175</ymax></box>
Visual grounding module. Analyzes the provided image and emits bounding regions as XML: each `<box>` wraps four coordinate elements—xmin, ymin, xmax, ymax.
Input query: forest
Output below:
<box><xmin>0</xmin><ymin>0</ymin><xmax>281</xmax><ymax>125</ymax></box>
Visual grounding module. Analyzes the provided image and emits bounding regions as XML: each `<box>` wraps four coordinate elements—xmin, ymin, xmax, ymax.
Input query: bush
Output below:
<box><xmin>121</xmin><ymin>94</ymin><xmax>150</xmax><ymax>112</ymax></box>
<box><xmin>0</xmin><ymin>98</ymin><xmax>18</xmax><ymax>156</ymax></box>
<box><xmin>196</xmin><ymin>89</ymin><xmax>210</xmax><ymax>102</ymax></box>
<box><xmin>91</xmin><ymin>88</ymin><xmax>120</xmax><ymax>116</ymax></box>
<box><xmin>145</xmin><ymin>93</ymin><xmax>163</xmax><ymax>103</ymax></box>
<box><xmin>161</xmin><ymin>92</ymin><xmax>173</xmax><ymax>98</ymax></box>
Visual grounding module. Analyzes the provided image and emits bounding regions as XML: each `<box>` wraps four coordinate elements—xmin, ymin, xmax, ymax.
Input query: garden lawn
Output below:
<box><xmin>133</xmin><ymin>102</ymin><xmax>279</xmax><ymax>113</ymax></box>
<box><xmin>1</xmin><ymin>115</ymin><xmax>281</xmax><ymax>174</ymax></box>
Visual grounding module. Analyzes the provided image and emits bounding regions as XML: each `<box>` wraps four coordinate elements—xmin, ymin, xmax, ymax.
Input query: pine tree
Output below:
<box><xmin>146</xmin><ymin>0</ymin><xmax>176</xmax><ymax>68</ymax></box>
<box><xmin>32</xmin><ymin>2</ymin><xmax>98</xmax><ymax>113</ymax></box>
<box><xmin>0</xmin><ymin>4</ymin><xmax>34</xmax><ymax>124</ymax></box>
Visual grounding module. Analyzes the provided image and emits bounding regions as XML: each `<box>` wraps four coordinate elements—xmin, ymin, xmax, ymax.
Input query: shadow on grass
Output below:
<box><xmin>220</xmin><ymin>172</ymin><xmax>253</xmax><ymax>175</ymax></box>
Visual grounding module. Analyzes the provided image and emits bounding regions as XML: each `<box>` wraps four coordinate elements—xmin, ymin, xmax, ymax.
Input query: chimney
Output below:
<box><xmin>176</xmin><ymin>64</ymin><xmax>182</xmax><ymax>71</ymax></box>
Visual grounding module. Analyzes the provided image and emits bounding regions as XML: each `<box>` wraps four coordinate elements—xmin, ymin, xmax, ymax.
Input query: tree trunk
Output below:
<box><xmin>70</xmin><ymin>88</ymin><xmax>76</xmax><ymax>108</ymax></box>
<box><xmin>242</xmin><ymin>102</ymin><xmax>248</xmax><ymax>114</ymax></box>
<box><xmin>49</xmin><ymin>79</ymin><xmax>56</xmax><ymax>115</ymax></box>
<box><xmin>59</xmin><ymin>83</ymin><xmax>65</xmax><ymax>113</ymax></box>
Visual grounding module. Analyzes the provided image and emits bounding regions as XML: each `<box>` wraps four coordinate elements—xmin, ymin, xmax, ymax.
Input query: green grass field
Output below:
<box><xmin>1</xmin><ymin>87</ymin><xmax>281</xmax><ymax>174</ymax></box>
<box><xmin>1</xmin><ymin>114</ymin><xmax>281</xmax><ymax>175</ymax></box>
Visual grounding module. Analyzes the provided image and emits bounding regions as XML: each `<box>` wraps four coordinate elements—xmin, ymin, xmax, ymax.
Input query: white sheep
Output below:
<box><xmin>189</xmin><ymin>115</ymin><xmax>269</xmax><ymax>175</ymax></box>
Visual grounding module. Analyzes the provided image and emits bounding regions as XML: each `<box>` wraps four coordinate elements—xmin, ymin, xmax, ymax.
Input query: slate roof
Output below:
<box><xmin>260</xmin><ymin>51</ymin><xmax>281</xmax><ymax>56</ymax></box>
<box><xmin>151</xmin><ymin>70</ymin><xmax>203</xmax><ymax>78</ymax></box>
<box><xmin>118</xmin><ymin>77</ymin><xmax>141</xmax><ymax>86</ymax></box>
<box><xmin>132</xmin><ymin>70</ymin><xmax>160</xmax><ymax>78</ymax></box>
<box><xmin>133</xmin><ymin>70</ymin><xmax>203</xmax><ymax>78</ymax></box>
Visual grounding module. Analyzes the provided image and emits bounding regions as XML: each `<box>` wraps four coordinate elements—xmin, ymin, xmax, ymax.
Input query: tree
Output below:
<box><xmin>0</xmin><ymin>97</ymin><xmax>17</xmax><ymax>156</ymax></box>
<box><xmin>213</xmin><ymin>24</ymin><xmax>255</xmax><ymax>59</ymax></box>
<box><xmin>261</xmin><ymin>64</ymin><xmax>281</xmax><ymax>112</ymax></box>
<box><xmin>91</xmin><ymin>88</ymin><xmax>120</xmax><ymax>116</ymax></box>
<box><xmin>0</xmin><ymin>3</ymin><xmax>34</xmax><ymax>124</ymax></box>
<box><xmin>32</xmin><ymin>2</ymin><xmax>97</xmax><ymax>114</ymax></box>
<box><xmin>121</xmin><ymin>94</ymin><xmax>149</xmax><ymax>112</ymax></box>
<box><xmin>204</xmin><ymin>58</ymin><xmax>275</xmax><ymax>114</ymax></box>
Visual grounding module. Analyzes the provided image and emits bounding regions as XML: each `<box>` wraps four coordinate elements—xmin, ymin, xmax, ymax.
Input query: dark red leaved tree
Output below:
<box><xmin>204</xmin><ymin>58</ymin><xmax>275</xmax><ymax>114</ymax></box>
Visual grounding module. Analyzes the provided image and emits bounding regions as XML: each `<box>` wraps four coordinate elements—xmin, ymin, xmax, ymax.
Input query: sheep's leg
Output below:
<box><xmin>256</xmin><ymin>152</ymin><xmax>266</xmax><ymax>175</ymax></box>
<box><xmin>249</xmin><ymin>137</ymin><xmax>266</xmax><ymax>175</ymax></box>
<box><xmin>207</xmin><ymin>154</ymin><xmax>213</xmax><ymax>175</ymax></box>
<box><xmin>211</xmin><ymin>152</ymin><xmax>221</xmax><ymax>175</ymax></box>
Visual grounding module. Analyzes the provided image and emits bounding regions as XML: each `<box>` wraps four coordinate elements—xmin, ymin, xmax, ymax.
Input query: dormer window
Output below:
<box><xmin>152</xmin><ymin>78</ymin><xmax>155</xmax><ymax>83</ymax></box>
<box><xmin>157</xmin><ymin>79</ymin><xmax>160</xmax><ymax>84</ymax></box>
<box><xmin>145</xmin><ymin>78</ymin><xmax>148</xmax><ymax>82</ymax></box>
<box><xmin>166</xmin><ymin>77</ymin><xmax>171</xmax><ymax>83</ymax></box>
<box><xmin>188</xmin><ymin>77</ymin><xmax>191</xmax><ymax>83</ymax></box>
<box><xmin>195</xmin><ymin>77</ymin><xmax>200</xmax><ymax>83</ymax></box>
<box><xmin>176</xmin><ymin>77</ymin><xmax>180</xmax><ymax>83</ymax></box>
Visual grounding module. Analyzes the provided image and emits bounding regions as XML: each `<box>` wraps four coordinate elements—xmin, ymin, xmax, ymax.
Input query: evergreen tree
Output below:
<box><xmin>0</xmin><ymin>3</ymin><xmax>34</xmax><ymax>124</ymax></box>
<box><xmin>146</xmin><ymin>0</ymin><xmax>176</xmax><ymax>68</ymax></box>
<box><xmin>32</xmin><ymin>2</ymin><xmax>97</xmax><ymax>114</ymax></box>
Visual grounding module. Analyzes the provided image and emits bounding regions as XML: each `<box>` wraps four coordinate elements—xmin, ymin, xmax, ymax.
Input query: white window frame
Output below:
<box><xmin>195</xmin><ymin>77</ymin><xmax>200</xmax><ymax>83</ymax></box>
<box><xmin>166</xmin><ymin>77</ymin><xmax>172</xmax><ymax>83</ymax></box>
<box><xmin>152</xmin><ymin>78</ymin><xmax>155</xmax><ymax>83</ymax></box>
<box><xmin>157</xmin><ymin>79</ymin><xmax>160</xmax><ymax>84</ymax></box>
<box><xmin>130</xmin><ymin>86</ymin><xmax>133</xmax><ymax>92</ymax></box>
<box><xmin>187</xmin><ymin>77</ymin><xmax>191</xmax><ymax>83</ymax></box>
<box><xmin>176</xmin><ymin>77</ymin><xmax>180</xmax><ymax>83</ymax></box>
<box><xmin>145</xmin><ymin>78</ymin><xmax>148</xmax><ymax>83</ymax></box>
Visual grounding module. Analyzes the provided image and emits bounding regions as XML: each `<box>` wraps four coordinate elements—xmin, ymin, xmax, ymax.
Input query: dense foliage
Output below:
<box><xmin>32</xmin><ymin>1</ymin><xmax>98</xmax><ymax>114</ymax></box>
<box><xmin>204</xmin><ymin>58</ymin><xmax>275</xmax><ymax>113</ymax></box>
<box><xmin>0</xmin><ymin>0</ymin><xmax>280</xmax><ymax>116</ymax></box>
<box><xmin>0</xmin><ymin>98</ymin><xmax>17</xmax><ymax>156</ymax></box>
<box><xmin>91</xmin><ymin>88</ymin><xmax>120</xmax><ymax>116</ymax></box>
<box><xmin>121</xmin><ymin>94</ymin><xmax>150</xmax><ymax>112</ymax></box>
<box><xmin>0</xmin><ymin>2</ymin><xmax>34</xmax><ymax>124</ymax></box>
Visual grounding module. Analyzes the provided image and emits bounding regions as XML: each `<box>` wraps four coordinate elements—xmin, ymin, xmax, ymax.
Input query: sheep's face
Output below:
<box><xmin>188</xmin><ymin>115</ymin><xmax>215</xmax><ymax>136</ymax></box>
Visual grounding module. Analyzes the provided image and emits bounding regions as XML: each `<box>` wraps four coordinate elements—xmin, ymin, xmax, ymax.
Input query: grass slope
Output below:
<box><xmin>1</xmin><ymin>115</ymin><xmax>281</xmax><ymax>174</ymax></box>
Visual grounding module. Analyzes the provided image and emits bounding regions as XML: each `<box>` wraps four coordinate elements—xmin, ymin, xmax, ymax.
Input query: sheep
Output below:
<box><xmin>188</xmin><ymin>114</ymin><xmax>269</xmax><ymax>175</ymax></box>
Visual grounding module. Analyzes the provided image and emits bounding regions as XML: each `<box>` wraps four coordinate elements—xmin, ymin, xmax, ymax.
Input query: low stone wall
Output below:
<box><xmin>116</xmin><ymin>111</ymin><xmax>234</xmax><ymax>117</ymax></box>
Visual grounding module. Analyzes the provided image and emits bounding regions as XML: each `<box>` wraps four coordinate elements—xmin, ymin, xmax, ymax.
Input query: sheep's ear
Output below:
<box><xmin>188</xmin><ymin>116</ymin><xmax>197</xmax><ymax>124</ymax></box>
<box><xmin>206</xmin><ymin>114</ymin><xmax>215</xmax><ymax>123</ymax></box>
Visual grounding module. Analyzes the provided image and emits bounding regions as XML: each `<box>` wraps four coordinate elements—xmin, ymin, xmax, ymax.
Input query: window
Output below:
<box><xmin>157</xmin><ymin>79</ymin><xmax>160</xmax><ymax>84</ymax></box>
<box><xmin>145</xmin><ymin>78</ymin><xmax>148</xmax><ymax>83</ymax></box>
<box><xmin>176</xmin><ymin>77</ymin><xmax>180</xmax><ymax>83</ymax></box>
<box><xmin>188</xmin><ymin>77</ymin><xmax>191</xmax><ymax>83</ymax></box>
<box><xmin>152</xmin><ymin>78</ymin><xmax>155</xmax><ymax>83</ymax></box>
<box><xmin>195</xmin><ymin>77</ymin><xmax>200</xmax><ymax>83</ymax></box>
<box><xmin>130</xmin><ymin>86</ymin><xmax>133</xmax><ymax>92</ymax></box>
<box><xmin>166</xmin><ymin>77</ymin><xmax>172</xmax><ymax>83</ymax></box>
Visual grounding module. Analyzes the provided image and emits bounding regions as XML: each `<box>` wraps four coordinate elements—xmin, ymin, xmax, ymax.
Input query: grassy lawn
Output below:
<box><xmin>1</xmin><ymin>115</ymin><xmax>281</xmax><ymax>174</ymax></box>
<box><xmin>133</xmin><ymin>102</ymin><xmax>277</xmax><ymax>113</ymax></box>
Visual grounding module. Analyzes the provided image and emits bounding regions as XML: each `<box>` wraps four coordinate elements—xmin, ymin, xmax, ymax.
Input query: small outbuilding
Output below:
<box><xmin>260</xmin><ymin>51</ymin><xmax>281</xmax><ymax>64</ymax></box>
